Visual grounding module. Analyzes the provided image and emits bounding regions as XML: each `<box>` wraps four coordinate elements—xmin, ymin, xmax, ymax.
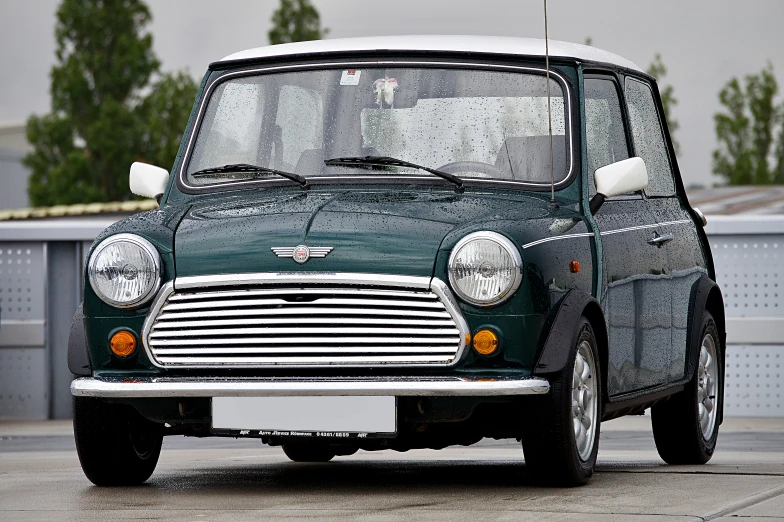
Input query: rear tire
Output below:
<box><xmin>73</xmin><ymin>396</ymin><xmax>163</xmax><ymax>486</ymax></box>
<box><xmin>651</xmin><ymin>311</ymin><xmax>721</xmax><ymax>464</ymax></box>
<box><xmin>282</xmin><ymin>444</ymin><xmax>336</xmax><ymax>462</ymax></box>
<box><xmin>522</xmin><ymin>318</ymin><xmax>601</xmax><ymax>486</ymax></box>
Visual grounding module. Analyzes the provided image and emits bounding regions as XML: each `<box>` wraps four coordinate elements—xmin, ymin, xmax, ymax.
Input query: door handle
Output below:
<box><xmin>647</xmin><ymin>232</ymin><xmax>674</xmax><ymax>247</ymax></box>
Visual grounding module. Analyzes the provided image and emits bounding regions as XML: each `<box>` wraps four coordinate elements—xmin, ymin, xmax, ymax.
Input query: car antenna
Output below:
<box><xmin>544</xmin><ymin>0</ymin><xmax>558</xmax><ymax>210</ymax></box>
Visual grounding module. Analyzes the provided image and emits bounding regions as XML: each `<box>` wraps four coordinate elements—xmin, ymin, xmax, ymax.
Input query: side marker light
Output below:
<box><xmin>569</xmin><ymin>260</ymin><xmax>581</xmax><ymax>273</ymax></box>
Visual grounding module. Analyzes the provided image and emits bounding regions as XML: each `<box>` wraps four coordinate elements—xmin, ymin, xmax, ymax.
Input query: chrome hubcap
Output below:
<box><xmin>698</xmin><ymin>333</ymin><xmax>718</xmax><ymax>440</ymax></box>
<box><xmin>573</xmin><ymin>340</ymin><xmax>598</xmax><ymax>461</ymax></box>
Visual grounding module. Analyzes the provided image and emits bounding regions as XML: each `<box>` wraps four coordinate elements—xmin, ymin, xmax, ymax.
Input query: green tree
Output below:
<box><xmin>23</xmin><ymin>0</ymin><xmax>197</xmax><ymax>206</ymax></box>
<box><xmin>712</xmin><ymin>63</ymin><xmax>784</xmax><ymax>185</ymax></box>
<box><xmin>647</xmin><ymin>54</ymin><xmax>680</xmax><ymax>155</ymax></box>
<box><xmin>268</xmin><ymin>0</ymin><xmax>329</xmax><ymax>45</ymax></box>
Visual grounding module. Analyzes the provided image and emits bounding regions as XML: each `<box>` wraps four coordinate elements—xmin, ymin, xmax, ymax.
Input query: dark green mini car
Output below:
<box><xmin>69</xmin><ymin>36</ymin><xmax>725</xmax><ymax>486</ymax></box>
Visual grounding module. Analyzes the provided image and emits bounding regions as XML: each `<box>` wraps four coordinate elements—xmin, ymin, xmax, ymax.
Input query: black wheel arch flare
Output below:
<box><xmin>688</xmin><ymin>274</ymin><xmax>726</xmax><ymax>426</ymax></box>
<box><xmin>533</xmin><ymin>290</ymin><xmax>609</xmax><ymax>404</ymax></box>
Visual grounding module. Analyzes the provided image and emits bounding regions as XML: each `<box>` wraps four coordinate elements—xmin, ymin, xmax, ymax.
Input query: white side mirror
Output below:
<box><xmin>590</xmin><ymin>157</ymin><xmax>648</xmax><ymax>214</ymax></box>
<box><xmin>130</xmin><ymin>162</ymin><xmax>169</xmax><ymax>200</ymax></box>
<box><xmin>595</xmin><ymin>157</ymin><xmax>648</xmax><ymax>198</ymax></box>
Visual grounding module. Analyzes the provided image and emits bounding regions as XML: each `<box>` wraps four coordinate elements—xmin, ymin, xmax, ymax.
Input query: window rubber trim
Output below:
<box><xmin>175</xmin><ymin>59</ymin><xmax>578</xmax><ymax>195</ymax></box>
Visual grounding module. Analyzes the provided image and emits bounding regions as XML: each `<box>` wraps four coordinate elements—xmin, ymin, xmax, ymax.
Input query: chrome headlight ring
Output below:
<box><xmin>447</xmin><ymin>231</ymin><xmax>523</xmax><ymax>307</ymax></box>
<box><xmin>88</xmin><ymin>233</ymin><xmax>162</xmax><ymax>309</ymax></box>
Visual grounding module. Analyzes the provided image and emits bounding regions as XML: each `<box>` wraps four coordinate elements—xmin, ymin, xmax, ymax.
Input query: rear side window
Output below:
<box><xmin>625</xmin><ymin>78</ymin><xmax>676</xmax><ymax>197</ymax></box>
<box><xmin>584</xmin><ymin>77</ymin><xmax>629</xmax><ymax>195</ymax></box>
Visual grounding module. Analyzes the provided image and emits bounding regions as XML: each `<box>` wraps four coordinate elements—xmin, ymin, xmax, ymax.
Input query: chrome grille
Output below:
<box><xmin>142</xmin><ymin>275</ymin><xmax>467</xmax><ymax>368</ymax></box>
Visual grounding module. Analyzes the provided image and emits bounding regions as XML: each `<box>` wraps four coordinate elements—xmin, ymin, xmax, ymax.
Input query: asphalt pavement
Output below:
<box><xmin>1</xmin><ymin>415</ymin><xmax>783</xmax><ymax>521</ymax></box>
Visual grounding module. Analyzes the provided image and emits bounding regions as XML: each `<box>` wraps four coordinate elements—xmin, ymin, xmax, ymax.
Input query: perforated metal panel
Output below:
<box><xmin>0</xmin><ymin>243</ymin><xmax>47</xmax><ymax>419</ymax></box>
<box><xmin>0</xmin><ymin>244</ymin><xmax>45</xmax><ymax>320</ymax></box>
<box><xmin>0</xmin><ymin>348</ymin><xmax>47</xmax><ymax>419</ymax></box>
<box><xmin>711</xmin><ymin>236</ymin><xmax>783</xmax><ymax>317</ymax></box>
<box><xmin>724</xmin><ymin>345</ymin><xmax>783</xmax><ymax>417</ymax></box>
<box><xmin>709</xmin><ymin>225</ymin><xmax>784</xmax><ymax>418</ymax></box>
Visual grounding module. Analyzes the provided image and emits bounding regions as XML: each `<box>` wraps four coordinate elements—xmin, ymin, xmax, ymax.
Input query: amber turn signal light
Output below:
<box><xmin>473</xmin><ymin>329</ymin><xmax>499</xmax><ymax>356</ymax></box>
<box><xmin>110</xmin><ymin>331</ymin><xmax>137</xmax><ymax>357</ymax></box>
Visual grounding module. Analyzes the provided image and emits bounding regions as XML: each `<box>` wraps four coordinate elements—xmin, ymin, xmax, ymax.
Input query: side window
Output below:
<box><xmin>273</xmin><ymin>85</ymin><xmax>323</xmax><ymax>171</ymax></box>
<box><xmin>584</xmin><ymin>77</ymin><xmax>630</xmax><ymax>196</ymax></box>
<box><xmin>625</xmin><ymin>78</ymin><xmax>676</xmax><ymax>197</ymax></box>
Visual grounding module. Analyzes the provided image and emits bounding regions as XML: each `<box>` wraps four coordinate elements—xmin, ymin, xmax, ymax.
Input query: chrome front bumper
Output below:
<box><xmin>71</xmin><ymin>376</ymin><xmax>550</xmax><ymax>398</ymax></box>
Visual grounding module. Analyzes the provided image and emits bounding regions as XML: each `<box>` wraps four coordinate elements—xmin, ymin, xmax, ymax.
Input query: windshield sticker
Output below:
<box><xmin>340</xmin><ymin>70</ymin><xmax>361</xmax><ymax>85</ymax></box>
<box><xmin>373</xmin><ymin>77</ymin><xmax>399</xmax><ymax>108</ymax></box>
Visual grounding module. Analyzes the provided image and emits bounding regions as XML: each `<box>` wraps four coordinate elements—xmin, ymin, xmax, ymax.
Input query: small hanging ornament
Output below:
<box><xmin>373</xmin><ymin>77</ymin><xmax>399</xmax><ymax>108</ymax></box>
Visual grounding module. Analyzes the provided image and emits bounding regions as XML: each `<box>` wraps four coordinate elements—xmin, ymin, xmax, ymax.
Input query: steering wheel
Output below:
<box><xmin>436</xmin><ymin>161</ymin><xmax>509</xmax><ymax>179</ymax></box>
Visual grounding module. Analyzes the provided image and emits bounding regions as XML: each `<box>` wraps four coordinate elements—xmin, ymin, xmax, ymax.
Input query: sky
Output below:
<box><xmin>1</xmin><ymin>0</ymin><xmax>783</xmax><ymax>188</ymax></box>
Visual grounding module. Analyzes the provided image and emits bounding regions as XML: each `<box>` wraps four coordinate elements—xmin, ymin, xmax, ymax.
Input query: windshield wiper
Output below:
<box><xmin>324</xmin><ymin>156</ymin><xmax>463</xmax><ymax>191</ymax></box>
<box><xmin>190</xmin><ymin>163</ymin><xmax>308</xmax><ymax>188</ymax></box>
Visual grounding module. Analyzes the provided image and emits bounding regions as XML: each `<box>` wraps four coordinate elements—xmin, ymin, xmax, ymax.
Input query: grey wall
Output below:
<box><xmin>46</xmin><ymin>242</ymin><xmax>84</xmax><ymax>419</ymax></box>
<box><xmin>0</xmin><ymin>147</ymin><xmax>31</xmax><ymax>211</ymax></box>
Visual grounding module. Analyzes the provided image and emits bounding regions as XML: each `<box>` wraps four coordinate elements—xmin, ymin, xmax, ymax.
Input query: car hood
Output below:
<box><xmin>173</xmin><ymin>187</ymin><xmax>552</xmax><ymax>278</ymax></box>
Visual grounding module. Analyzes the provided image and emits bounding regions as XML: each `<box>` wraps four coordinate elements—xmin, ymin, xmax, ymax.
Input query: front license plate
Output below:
<box><xmin>212</xmin><ymin>396</ymin><xmax>396</xmax><ymax>434</ymax></box>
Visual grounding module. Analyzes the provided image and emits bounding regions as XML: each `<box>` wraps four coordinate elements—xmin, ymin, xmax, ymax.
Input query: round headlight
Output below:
<box><xmin>88</xmin><ymin>234</ymin><xmax>161</xmax><ymax>308</ymax></box>
<box><xmin>448</xmin><ymin>231</ymin><xmax>523</xmax><ymax>307</ymax></box>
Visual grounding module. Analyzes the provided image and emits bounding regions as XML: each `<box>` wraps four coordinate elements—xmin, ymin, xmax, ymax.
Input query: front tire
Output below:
<box><xmin>651</xmin><ymin>311</ymin><xmax>721</xmax><ymax>464</ymax></box>
<box><xmin>522</xmin><ymin>318</ymin><xmax>601</xmax><ymax>486</ymax></box>
<box><xmin>73</xmin><ymin>397</ymin><xmax>163</xmax><ymax>486</ymax></box>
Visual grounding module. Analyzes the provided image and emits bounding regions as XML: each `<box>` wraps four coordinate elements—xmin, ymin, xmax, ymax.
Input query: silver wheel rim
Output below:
<box><xmin>698</xmin><ymin>333</ymin><xmax>718</xmax><ymax>440</ymax></box>
<box><xmin>573</xmin><ymin>340</ymin><xmax>598</xmax><ymax>462</ymax></box>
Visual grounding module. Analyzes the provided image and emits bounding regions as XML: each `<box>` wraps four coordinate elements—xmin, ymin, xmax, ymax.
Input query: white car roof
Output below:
<box><xmin>218</xmin><ymin>35</ymin><xmax>643</xmax><ymax>73</ymax></box>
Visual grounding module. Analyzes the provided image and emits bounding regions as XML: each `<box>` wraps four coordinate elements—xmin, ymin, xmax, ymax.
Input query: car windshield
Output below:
<box><xmin>185</xmin><ymin>66</ymin><xmax>571</xmax><ymax>187</ymax></box>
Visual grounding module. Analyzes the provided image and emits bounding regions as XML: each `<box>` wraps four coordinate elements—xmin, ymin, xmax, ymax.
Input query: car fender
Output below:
<box><xmin>532</xmin><ymin>289</ymin><xmax>607</xmax><ymax>377</ymax></box>
<box><xmin>688</xmin><ymin>274</ymin><xmax>726</xmax><ymax>424</ymax></box>
<box><xmin>68</xmin><ymin>303</ymin><xmax>91</xmax><ymax>376</ymax></box>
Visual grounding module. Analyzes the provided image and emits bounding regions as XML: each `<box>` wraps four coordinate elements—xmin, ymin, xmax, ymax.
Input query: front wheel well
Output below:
<box><xmin>581</xmin><ymin>301</ymin><xmax>609</xmax><ymax>408</ymax></box>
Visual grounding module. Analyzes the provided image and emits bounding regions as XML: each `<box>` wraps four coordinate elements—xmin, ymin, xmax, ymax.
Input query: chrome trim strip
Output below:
<box><xmin>71</xmin><ymin>376</ymin><xmax>550</xmax><ymax>398</ymax></box>
<box><xmin>178</xmin><ymin>60</ymin><xmax>575</xmax><ymax>193</ymax></box>
<box><xmin>151</xmin><ymin>337</ymin><xmax>459</xmax><ymax>346</ymax></box>
<box><xmin>141</xmin><ymin>280</ymin><xmax>175</xmax><ymax>368</ymax></box>
<box><xmin>153</xmin><ymin>317</ymin><xmax>455</xmax><ymax>329</ymax></box>
<box><xmin>140</xmin><ymin>273</ymin><xmax>470</xmax><ymax>369</ymax></box>
<box><xmin>155</xmin><ymin>307</ymin><xmax>451</xmax><ymax>320</ymax></box>
<box><xmin>165</xmin><ymin>287</ymin><xmax>440</xmax><ymax>302</ymax></box>
<box><xmin>520</xmin><ymin>219</ymin><xmax>692</xmax><ymax>250</ymax></box>
<box><xmin>521</xmin><ymin>232</ymin><xmax>593</xmax><ymax>250</ymax></box>
<box><xmin>599</xmin><ymin>219</ymin><xmax>691</xmax><ymax>236</ymax></box>
<box><xmin>160</xmin><ymin>297</ymin><xmax>446</xmax><ymax>312</ymax></box>
<box><xmin>154</xmin><ymin>347</ymin><xmax>457</xmax><ymax>355</ymax></box>
<box><xmin>175</xmin><ymin>272</ymin><xmax>432</xmax><ymax>290</ymax></box>
<box><xmin>430</xmin><ymin>277</ymin><xmax>470</xmax><ymax>365</ymax></box>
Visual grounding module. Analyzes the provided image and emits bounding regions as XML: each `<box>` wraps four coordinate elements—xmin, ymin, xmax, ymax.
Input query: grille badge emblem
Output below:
<box><xmin>271</xmin><ymin>245</ymin><xmax>334</xmax><ymax>264</ymax></box>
